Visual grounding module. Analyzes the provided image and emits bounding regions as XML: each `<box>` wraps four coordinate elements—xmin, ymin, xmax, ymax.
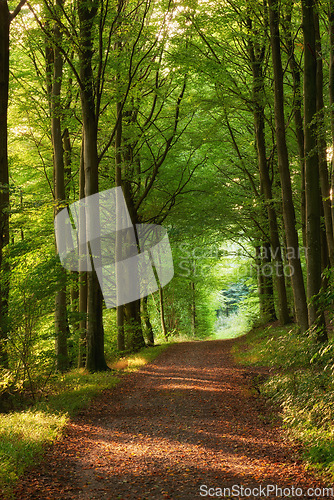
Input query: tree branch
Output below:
<box><xmin>10</xmin><ymin>0</ymin><xmax>27</xmax><ymax>22</ymax></box>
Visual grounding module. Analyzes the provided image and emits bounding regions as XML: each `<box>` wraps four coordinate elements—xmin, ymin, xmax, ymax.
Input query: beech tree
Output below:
<box><xmin>0</xmin><ymin>0</ymin><xmax>27</xmax><ymax>367</ymax></box>
<box><xmin>268</xmin><ymin>0</ymin><xmax>308</xmax><ymax>333</ymax></box>
<box><xmin>48</xmin><ymin>0</ymin><xmax>70</xmax><ymax>372</ymax></box>
<box><xmin>302</xmin><ymin>0</ymin><xmax>326</xmax><ymax>338</ymax></box>
<box><xmin>246</xmin><ymin>1</ymin><xmax>289</xmax><ymax>325</ymax></box>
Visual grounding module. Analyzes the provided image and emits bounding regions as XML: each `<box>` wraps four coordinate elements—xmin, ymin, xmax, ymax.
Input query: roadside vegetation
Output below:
<box><xmin>233</xmin><ymin>323</ymin><xmax>334</xmax><ymax>481</ymax></box>
<box><xmin>0</xmin><ymin>344</ymin><xmax>168</xmax><ymax>498</ymax></box>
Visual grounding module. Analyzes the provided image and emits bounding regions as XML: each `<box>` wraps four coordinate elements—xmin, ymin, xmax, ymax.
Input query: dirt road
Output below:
<box><xmin>13</xmin><ymin>340</ymin><xmax>330</xmax><ymax>499</ymax></box>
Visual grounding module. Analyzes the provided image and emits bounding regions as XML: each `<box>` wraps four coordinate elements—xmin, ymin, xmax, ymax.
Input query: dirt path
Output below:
<box><xmin>13</xmin><ymin>340</ymin><xmax>330</xmax><ymax>500</ymax></box>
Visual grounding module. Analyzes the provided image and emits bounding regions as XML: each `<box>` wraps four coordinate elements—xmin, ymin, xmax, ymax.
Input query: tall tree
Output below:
<box><xmin>246</xmin><ymin>4</ymin><xmax>290</xmax><ymax>325</ymax></box>
<box><xmin>0</xmin><ymin>0</ymin><xmax>27</xmax><ymax>367</ymax></box>
<box><xmin>50</xmin><ymin>0</ymin><xmax>70</xmax><ymax>372</ymax></box>
<box><xmin>268</xmin><ymin>0</ymin><xmax>308</xmax><ymax>332</ymax></box>
<box><xmin>314</xmin><ymin>10</ymin><xmax>334</xmax><ymax>268</ymax></box>
<box><xmin>330</xmin><ymin>1</ymin><xmax>334</xmax><ymax>230</ymax></box>
<box><xmin>78</xmin><ymin>135</ymin><xmax>88</xmax><ymax>367</ymax></box>
<box><xmin>78</xmin><ymin>0</ymin><xmax>108</xmax><ymax>370</ymax></box>
<box><xmin>282</xmin><ymin>2</ymin><xmax>307</xmax><ymax>247</ymax></box>
<box><xmin>302</xmin><ymin>0</ymin><xmax>327</xmax><ymax>338</ymax></box>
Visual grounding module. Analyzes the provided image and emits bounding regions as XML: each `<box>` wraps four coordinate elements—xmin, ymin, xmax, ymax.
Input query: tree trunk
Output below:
<box><xmin>256</xmin><ymin>246</ymin><xmax>267</xmax><ymax>318</ymax></box>
<box><xmin>0</xmin><ymin>1</ymin><xmax>10</xmax><ymax>367</ymax></box>
<box><xmin>78</xmin><ymin>0</ymin><xmax>108</xmax><ymax>371</ymax></box>
<box><xmin>124</xmin><ymin>299</ymin><xmax>146</xmax><ymax>351</ymax></box>
<box><xmin>141</xmin><ymin>296</ymin><xmax>154</xmax><ymax>345</ymax></box>
<box><xmin>329</xmin><ymin>1</ymin><xmax>334</xmax><ymax>233</ymax></box>
<box><xmin>283</xmin><ymin>3</ymin><xmax>307</xmax><ymax>248</ymax></box>
<box><xmin>268</xmin><ymin>0</ymin><xmax>308</xmax><ymax>332</ymax></box>
<box><xmin>121</xmin><ymin>186</ymin><xmax>146</xmax><ymax>351</ymax></box>
<box><xmin>121</xmin><ymin>110</ymin><xmax>146</xmax><ymax>351</ymax></box>
<box><xmin>115</xmin><ymin>98</ymin><xmax>125</xmax><ymax>351</ymax></box>
<box><xmin>159</xmin><ymin>286</ymin><xmax>168</xmax><ymax>341</ymax></box>
<box><xmin>190</xmin><ymin>281</ymin><xmax>196</xmax><ymax>336</ymax></box>
<box><xmin>52</xmin><ymin>3</ymin><xmax>69</xmax><ymax>372</ymax></box>
<box><xmin>302</xmin><ymin>0</ymin><xmax>326</xmax><ymax>338</ymax></box>
<box><xmin>260</xmin><ymin>243</ymin><xmax>277</xmax><ymax>321</ymax></box>
<box><xmin>78</xmin><ymin>136</ymin><xmax>87</xmax><ymax>367</ymax></box>
<box><xmin>314</xmin><ymin>11</ymin><xmax>334</xmax><ymax>268</ymax></box>
<box><xmin>248</xmin><ymin>32</ymin><xmax>290</xmax><ymax>325</ymax></box>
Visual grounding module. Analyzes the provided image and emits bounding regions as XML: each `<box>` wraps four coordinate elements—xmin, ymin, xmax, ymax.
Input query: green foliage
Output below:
<box><xmin>0</xmin><ymin>344</ymin><xmax>168</xmax><ymax>497</ymax></box>
<box><xmin>235</xmin><ymin>324</ymin><xmax>334</xmax><ymax>479</ymax></box>
<box><xmin>0</xmin><ymin>410</ymin><xmax>66</xmax><ymax>497</ymax></box>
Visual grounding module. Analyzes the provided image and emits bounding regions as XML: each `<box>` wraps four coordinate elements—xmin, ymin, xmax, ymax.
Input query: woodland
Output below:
<box><xmin>1</xmin><ymin>0</ymin><xmax>334</xmax><ymax>493</ymax></box>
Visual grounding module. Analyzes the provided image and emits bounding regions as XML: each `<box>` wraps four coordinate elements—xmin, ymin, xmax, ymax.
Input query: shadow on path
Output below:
<box><xmin>12</xmin><ymin>340</ymin><xmax>330</xmax><ymax>500</ymax></box>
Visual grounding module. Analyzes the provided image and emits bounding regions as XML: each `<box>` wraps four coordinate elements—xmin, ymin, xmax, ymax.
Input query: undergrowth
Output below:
<box><xmin>233</xmin><ymin>323</ymin><xmax>334</xmax><ymax>480</ymax></box>
<box><xmin>0</xmin><ymin>343</ymin><xmax>169</xmax><ymax>498</ymax></box>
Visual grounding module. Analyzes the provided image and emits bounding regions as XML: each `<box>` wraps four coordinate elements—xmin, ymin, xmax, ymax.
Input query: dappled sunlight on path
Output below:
<box><xmin>14</xmin><ymin>340</ymin><xmax>330</xmax><ymax>500</ymax></box>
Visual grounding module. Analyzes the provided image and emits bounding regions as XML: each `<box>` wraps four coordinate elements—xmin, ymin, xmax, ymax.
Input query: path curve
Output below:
<box><xmin>12</xmin><ymin>340</ymin><xmax>330</xmax><ymax>499</ymax></box>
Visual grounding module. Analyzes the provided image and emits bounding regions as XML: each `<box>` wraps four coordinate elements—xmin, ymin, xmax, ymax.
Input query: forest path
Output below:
<box><xmin>14</xmin><ymin>339</ymin><xmax>328</xmax><ymax>500</ymax></box>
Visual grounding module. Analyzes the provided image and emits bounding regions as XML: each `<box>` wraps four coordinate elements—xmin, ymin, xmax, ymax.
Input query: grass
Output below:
<box><xmin>233</xmin><ymin>322</ymin><xmax>334</xmax><ymax>481</ymax></box>
<box><xmin>0</xmin><ymin>343</ymin><xmax>170</xmax><ymax>498</ymax></box>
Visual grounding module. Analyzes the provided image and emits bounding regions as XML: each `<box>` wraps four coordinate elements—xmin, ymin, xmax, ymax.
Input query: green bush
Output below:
<box><xmin>235</xmin><ymin>323</ymin><xmax>334</xmax><ymax>479</ymax></box>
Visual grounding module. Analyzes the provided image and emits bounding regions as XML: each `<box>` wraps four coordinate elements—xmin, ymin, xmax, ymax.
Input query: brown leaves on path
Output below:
<box><xmin>11</xmin><ymin>340</ymin><xmax>331</xmax><ymax>499</ymax></box>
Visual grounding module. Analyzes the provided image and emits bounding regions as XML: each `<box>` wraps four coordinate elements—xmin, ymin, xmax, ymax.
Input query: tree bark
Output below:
<box><xmin>259</xmin><ymin>242</ymin><xmax>277</xmax><ymax>321</ymax></box>
<box><xmin>256</xmin><ymin>246</ymin><xmax>266</xmax><ymax>318</ymax></box>
<box><xmin>314</xmin><ymin>10</ymin><xmax>334</xmax><ymax>268</ymax></box>
<box><xmin>78</xmin><ymin>0</ymin><xmax>108</xmax><ymax>371</ymax></box>
<box><xmin>52</xmin><ymin>1</ymin><xmax>69</xmax><ymax>373</ymax></box>
<box><xmin>282</xmin><ymin>3</ymin><xmax>307</xmax><ymax>248</ymax></box>
<box><xmin>115</xmin><ymin>98</ymin><xmax>125</xmax><ymax>351</ymax></box>
<box><xmin>329</xmin><ymin>1</ymin><xmax>334</xmax><ymax>233</ymax></box>
<box><xmin>159</xmin><ymin>285</ymin><xmax>168</xmax><ymax>341</ymax></box>
<box><xmin>247</xmin><ymin>24</ymin><xmax>290</xmax><ymax>325</ymax></box>
<box><xmin>0</xmin><ymin>1</ymin><xmax>10</xmax><ymax>367</ymax></box>
<box><xmin>268</xmin><ymin>0</ymin><xmax>308</xmax><ymax>332</ymax></box>
<box><xmin>78</xmin><ymin>135</ymin><xmax>87</xmax><ymax>367</ymax></box>
<box><xmin>141</xmin><ymin>296</ymin><xmax>154</xmax><ymax>345</ymax></box>
<box><xmin>0</xmin><ymin>0</ymin><xmax>27</xmax><ymax>367</ymax></box>
<box><xmin>302</xmin><ymin>0</ymin><xmax>327</xmax><ymax>338</ymax></box>
<box><xmin>190</xmin><ymin>281</ymin><xmax>196</xmax><ymax>336</ymax></box>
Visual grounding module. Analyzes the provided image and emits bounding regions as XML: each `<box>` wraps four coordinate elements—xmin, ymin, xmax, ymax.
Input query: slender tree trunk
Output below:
<box><xmin>302</xmin><ymin>0</ymin><xmax>326</xmax><ymax>338</ymax></box>
<box><xmin>141</xmin><ymin>296</ymin><xmax>154</xmax><ymax>345</ymax></box>
<box><xmin>78</xmin><ymin>0</ymin><xmax>108</xmax><ymax>371</ymax></box>
<box><xmin>63</xmin><ymin>118</ymin><xmax>78</xmax><ymax>364</ymax></box>
<box><xmin>255</xmin><ymin>243</ymin><xmax>276</xmax><ymax>321</ymax></box>
<box><xmin>78</xmin><ymin>135</ymin><xmax>87</xmax><ymax>367</ymax></box>
<box><xmin>159</xmin><ymin>286</ymin><xmax>168</xmax><ymax>341</ymax></box>
<box><xmin>0</xmin><ymin>1</ymin><xmax>27</xmax><ymax>367</ymax></box>
<box><xmin>0</xmin><ymin>1</ymin><xmax>10</xmax><ymax>367</ymax></box>
<box><xmin>52</xmin><ymin>4</ymin><xmax>69</xmax><ymax>372</ymax></box>
<box><xmin>115</xmin><ymin>99</ymin><xmax>125</xmax><ymax>351</ymax></box>
<box><xmin>314</xmin><ymin>12</ymin><xmax>334</xmax><ymax>268</ymax></box>
<box><xmin>261</xmin><ymin>243</ymin><xmax>277</xmax><ymax>321</ymax></box>
<box><xmin>268</xmin><ymin>0</ymin><xmax>309</xmax><ymax>332</ymax></box>
<box><xmin>190</xmin><ymin>281</ymin><xmax>196</xmax><ymax>336</ymax></box>
<box><xmin>124</xmin><ymin>299</ymin><xmax>146</xmax><ymax>350</ymax></box>
<box><xmin>248</xmin><ymin>33</ymin><xmax>290</xmax><ymax>324</ymax></box>
<box><xmin>78</xmin><ymin>272</ymin><xmax>87</xmax><ymax>367</ymax></box>
<box><xmin>283</xmin><ymin>3</ymin><xmax>307</xmax><ymax>247</ymax></box>
<box><xmin>63</xmin><ymin>127</ymin><xmax>72</xmax><ymax>193</ymax></box>
<box><xmin>329</xmin><ymin>1</ymin><xmax>334</xmax><ymax>233</ymax></box>
<box><xmin>121</xmin><ymin>115</ymin><xmax>146</xmax><ymax>351</ymax></box>
<box><xmin>256</xmin><ymin>246</ymin><xmax>267</xmax><ymax>318</ymax></box>
<box><xmin>121</xmin><ymin>184</ymin><xmax>146</xmax><ymax>351</ymax></box>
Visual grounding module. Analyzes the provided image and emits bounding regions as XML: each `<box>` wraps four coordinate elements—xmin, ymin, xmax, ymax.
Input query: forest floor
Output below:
<box><xmin>10</xmin><ymin>338</ymin><xmax>331</xmax><ymax>500</ymax></box>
